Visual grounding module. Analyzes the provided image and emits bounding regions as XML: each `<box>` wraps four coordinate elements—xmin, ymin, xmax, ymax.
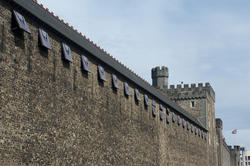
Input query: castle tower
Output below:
<box><xmin>165</xmin><ymin>83</ymin><xmax>217</xmax><ymax>166</ymax></box>
<box><xmin>164</xmin><ymin>83</ymin><xmax>215</xmax><ymax>128</ymax></box>
<box><xmin>151</xmin><ymin>67</ymin><xmax>218</xmax><ymax>166</ymax></box>
<box><xmin>151</xmin><ymin>66</ymin><xmax>169</xmax><ymax>90</ymax></box>
<box><xmin>216</xmin><ymin>118</ymin><xmax>223</xmax><ymax>166</ymax></box>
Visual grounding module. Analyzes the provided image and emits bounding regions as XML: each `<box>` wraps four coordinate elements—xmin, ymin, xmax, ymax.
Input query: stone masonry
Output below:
<box><xmin>216</xmin><ymin>119</ymin><xmax>240</xmax><ymax>166</ymax></box>
<box><xmin>0</xmin><ymin>0</ymin><xmax>223</xmax><ymax>165</ymax></box>
<box><xmin>151</xmin><ymin>66</ymin><xmax>240</xmax><ymax>166</ymax></box>
<box><xmin>151</xmin><ymin>66</ymin><xmax>218</xmax><ymax>166</ymax></box>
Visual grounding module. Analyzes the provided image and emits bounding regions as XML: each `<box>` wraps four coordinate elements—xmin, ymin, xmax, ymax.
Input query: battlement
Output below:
<box><xmin>169</xmin><ymin>82</ymin><xmax>211</xmax><ymax>89</ymax></box>
<box><xmin>151</xmin><ymin>66</ymin><xmax>169</xmax><ymax>78</ymax></box>
<box><xmin>151</xmin><ymin>66</ymin><xmax>169</xmax><ymax>89</ymax></box>
<box><xmin>216</xmin><ymin>118</ymin><xmax>223</xmax><ymax>129</ymax></box>
<box><xmin>166</xmin><ymin>82</ymin><xmax>215</xmax><ymax>101</ymax></box>
<box><xmin>228</xmin><ymin>145</ymin><xmax>241</xmax><ymax>152</ymax></box>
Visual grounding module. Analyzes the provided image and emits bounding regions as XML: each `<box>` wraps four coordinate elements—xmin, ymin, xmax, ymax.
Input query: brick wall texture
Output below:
<box><xmin>0</xmin><ymin>1</ymin><xmax>214</xmax><ymax>165</ymax></box>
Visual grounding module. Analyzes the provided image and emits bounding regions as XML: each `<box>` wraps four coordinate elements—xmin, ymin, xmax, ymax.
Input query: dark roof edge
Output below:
<box><xmin>12</xmin><ymin>0</ymin><xmax>207</xmax><ymax>131</ymax></box>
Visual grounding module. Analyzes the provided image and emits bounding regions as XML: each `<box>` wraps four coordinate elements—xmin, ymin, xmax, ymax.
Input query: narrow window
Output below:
<box><xmin>191</xmin><ymin>101</ymin><xmax>195</xmax><ymax>108</ymax></box>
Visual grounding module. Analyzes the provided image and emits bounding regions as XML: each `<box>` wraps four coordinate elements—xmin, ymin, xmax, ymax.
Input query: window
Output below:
<box><xmin>246</xmin><ymin>156</ymin><xmax>248</xmax><ymax>161</ymax></box>
<box><xmin>248</xmin><ymin>156</ymin><xmax>250</xmax><ymax>160</ymax></box>
<box><xmin>191</xmin><ymin>101</ymin><xmax>195</xmax><ymax>108</ymax></box>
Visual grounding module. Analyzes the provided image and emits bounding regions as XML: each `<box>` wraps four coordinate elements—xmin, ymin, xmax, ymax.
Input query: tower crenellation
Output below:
<box><xmin>166</xmin><ymin>82</ymin><xmax>215</xmax><ymax>102</ymax></box>
<box><xmin>164</xmin><ymin>82</ymin><xmax>215</xmax><ymax>128</ymax></box>
<box><xmin>151</xmin><ymin>66</ymin><xmax>169</xmax><ymax>90</ymax></box>
<box><xmin>216</xmin><ymin>118</ymin><xmax>223</xmax><ymax>129</ymax></box>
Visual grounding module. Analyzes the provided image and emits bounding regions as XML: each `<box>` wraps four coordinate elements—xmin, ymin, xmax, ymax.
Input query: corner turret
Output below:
<box><xmin>151</xmin><ymin>66</ymin><xmax>169</xmax><ymax>90</ymax></box>
<box><xmin>216</xmin><ymin>118</ymin><xmax>223</xmax><ymax>129</ymax></box>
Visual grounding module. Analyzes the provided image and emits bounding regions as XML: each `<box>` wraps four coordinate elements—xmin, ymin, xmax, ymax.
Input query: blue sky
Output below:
<box><xmin>37</xmin><ymin>0</ymin><xmax>250</xmax><ymax>149</ymax></box>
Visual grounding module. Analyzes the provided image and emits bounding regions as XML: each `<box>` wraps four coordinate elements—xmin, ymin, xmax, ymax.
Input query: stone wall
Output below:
<box><xmin>165</xmin><ymin>83</ymin><xmax>218</xmax><ymax>166</ymax></box>
<box><xmin>229</xmin><ymin>146</ymin><xmax>241</xmax><ymax>166</ymax></box>
<box><xmin>165</xmin><ymin>83</ymin><xmax>215</xmax><ymax>126</ymax></box>
<box><xmin>216</xmin><ymin>119</ymin><xmax>240</xmax><ymax>166</ymax></box>
<box><xmin>222</xmin><ymin>142</ymin><xmax>231</xmax><ymax>166</ymax></box>
<box><xmin>1</xmin><ymin>0</ymin><xmax>210</xmax><ymax>165</ymax></box>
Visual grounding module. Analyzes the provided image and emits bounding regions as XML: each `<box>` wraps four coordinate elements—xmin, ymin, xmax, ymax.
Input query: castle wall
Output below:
<box><xmin>229</xmin><ymin>146</ymin><xmax>240</xmax><ymax>166</ymax></box>
<box><xmin>216</xmin><ymin>118</ymin><xmax>224</xmax><ymax>166</ymax></box>
<box><xmin>1</xmin><ymin>0</ymin><xmax>210</xmax><ymax>165</ymax></box>
<box><xmin>222</xmin><ymin>143</ymin><xmax>231</xmax><ymax>166</ymax></box>
<box><xmin>206</xmin><ymin>91</ymin><xmax>218</xmax><ymax>165</ymax></box>
<box><xmin>165</xmin><ymin>84</ymin><xmax>218</xmax><ymax>166</ymax></box>
<box><xmin>216</xmin><ymin>118</ymin><xmax>240</xmax><ymax>166</ymax></box>
<box><xmin>165</xmin><ymin>83</ymin><xmax>215</xmax><ymax>126</ymax></box>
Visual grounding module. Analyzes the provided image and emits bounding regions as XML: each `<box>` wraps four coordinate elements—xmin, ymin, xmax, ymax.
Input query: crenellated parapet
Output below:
<box><xmin>151</xmin><ymin>66</ymin><xmax>169</xmax><ymax>89</ymax></box>
<box><xmin>228</xmin><ymin>145</ymin><xmax>240</xmax><ymax>153</ymax></box>
<box><xmin>216</xmin><ymin>118</ymin><xmax>223</xmax><ymax>129</ymax></box>
<box><xmin>151</xmin><ymin>66</ymin><xmax>169</xmax><ymax>78</ymax></box>
<box><xmin>165</xmin><ymin>82</ymin><xmax>215</xmax><ymax>102</ymax></box>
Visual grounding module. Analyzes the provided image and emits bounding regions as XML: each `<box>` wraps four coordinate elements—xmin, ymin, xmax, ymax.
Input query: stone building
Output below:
<box><xmin>0</xmin><ymin>0</ymin><xmax>240</xmax><ymax>165</ymax></box>
<box><xmin>151</xmin><ymin>66</ymin><xmax>240</xmax><ymax>166</ymax></box>
<box><xmin>152</xmin><ymin>66</ymin><xmax>218</xmax><ymax>165</ymax></box>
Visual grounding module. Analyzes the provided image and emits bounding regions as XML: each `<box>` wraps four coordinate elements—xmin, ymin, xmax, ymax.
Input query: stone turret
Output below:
<box><xmin>216</xmin><ymin>118</ymin><xmax>223</xmax><ymax>129</ymax></box>
<box><xmin>151</xmin><ymin>66</ymin><xmax>169</xmax><ymax>90</ymax></box>
<box><xmin>216</xmin><ymin>118</ymin><xmax>223</xmax><ymax>166</ymax></box>
<box><xmin>151</xmin><ymin>66</ymin><xmax>218</xmax><ymax>165</ymax></box>
<box><xmin>165</xmin><ymin>82</ymin><xmax>215</xmax><ymax>127</ymax></box>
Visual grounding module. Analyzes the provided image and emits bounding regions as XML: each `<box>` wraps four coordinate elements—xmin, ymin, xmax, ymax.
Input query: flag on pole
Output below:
<box><xmin>232</xmin><ymin>129</ymin><xmax>237</xmax><ymax>134</ymax></box>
